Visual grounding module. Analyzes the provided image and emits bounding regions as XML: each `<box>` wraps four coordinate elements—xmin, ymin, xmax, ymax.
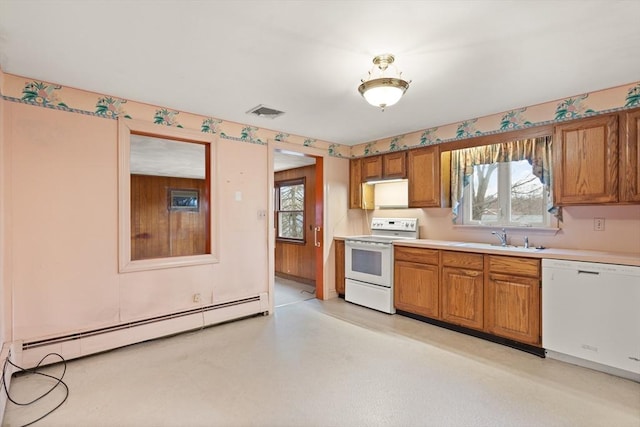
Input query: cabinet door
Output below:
<box><xmin>362</xmin><ymin>156</ymin><xmax>383</xmax><ymax>181</ymax></box>
<box><xmin>394</xmin><ymin>260</ymin><xmax>440</xmax><ymax>318</ymax></box>
<box><xmin>485</xmin><ymin>272</ymin><xmax>540</xmax><ymax>345</ymax></box>
<box><xmin>441</xmin><ymin>266</ymin><xmax>483</xmax><ymax>330</ymax></box>
<box><xmin>553</xmin><ymin>114</ymin><xmax>619</xmax><ymax>204</ymax></box>
<box><xmin>620</xmin><ymin>108</ymin><xmax>640</xmax><ymax>202</ymax></box>
<box><xmin>382</xmin><ymin>152</ymin><xmax>407</xmax><ymax>179</ymax></box>
<box><xmin>407</xmin><ymin>146</ymin><xmax>439</xmax><ymax>207</ymax></box>
<box><xmin>335</xmin><ymin>240</ymin><xmax>345</xmax><ymax>295</ymax></box>
<box><xmin>349</xmin><ymin>158</ymin><xmax>363</xmax><ymax>209</ymax></box>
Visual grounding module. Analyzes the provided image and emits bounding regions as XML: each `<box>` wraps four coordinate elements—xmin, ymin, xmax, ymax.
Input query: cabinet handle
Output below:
<box><xmin>578</xmin><ymin>270</ymin><xmax>600</xmax><ymax>275</ymax></box>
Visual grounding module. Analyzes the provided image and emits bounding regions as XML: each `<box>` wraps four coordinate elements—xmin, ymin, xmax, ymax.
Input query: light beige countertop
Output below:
<box><xmin>395</xmin><ymin>239</ymin><xmax>640</xmax><ymax>267</ymax></box>
<box><xmin>335</xmin><ymin>236</ymin><xmax>640</xmax><ymax>266</ymax></box>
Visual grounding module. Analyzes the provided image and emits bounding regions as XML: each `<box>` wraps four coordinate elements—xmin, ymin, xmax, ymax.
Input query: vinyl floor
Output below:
<box><xmin>3</xmin><ymin>297</ymin><xmax>639</xmax><ymax>427</ymax></box>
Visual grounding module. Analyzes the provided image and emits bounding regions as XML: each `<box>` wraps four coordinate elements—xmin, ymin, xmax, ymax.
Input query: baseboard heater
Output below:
<box><xmin>18</xmin><ymin>293</ymin><xmax>269</xmax><ymax>369</ymax></box>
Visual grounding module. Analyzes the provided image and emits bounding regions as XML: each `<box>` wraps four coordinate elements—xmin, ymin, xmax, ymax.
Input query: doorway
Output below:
<box><xmin>272</xmin><ymin>150</ymin><xmax>323</xmax><ymax>308</ymax></box>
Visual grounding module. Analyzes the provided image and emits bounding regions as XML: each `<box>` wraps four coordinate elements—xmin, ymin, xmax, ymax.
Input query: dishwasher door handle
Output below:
<box><xmin>578</xmin><ymin>270</ymin><xmax>600</xmax><ymax>275</ymax></box>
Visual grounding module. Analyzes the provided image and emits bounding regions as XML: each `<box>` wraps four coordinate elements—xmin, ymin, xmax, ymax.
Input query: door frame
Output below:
<box><xmin>268</xmin><ymin>142</ymin><xmax>325</xmax><ymax>313</ymax></box>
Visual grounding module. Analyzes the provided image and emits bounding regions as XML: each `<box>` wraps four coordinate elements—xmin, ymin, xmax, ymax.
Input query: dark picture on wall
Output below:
<box><xmin>169</xmin><ymin>189</ymin><xmax>199</xmax><ymax>211</ymax></box>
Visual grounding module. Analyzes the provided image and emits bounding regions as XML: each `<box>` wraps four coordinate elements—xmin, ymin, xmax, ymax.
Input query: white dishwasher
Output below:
<box><xmin>542</xmin><ymin>259</ymin><xmax>640</xmax><ymax>381</ymax></box>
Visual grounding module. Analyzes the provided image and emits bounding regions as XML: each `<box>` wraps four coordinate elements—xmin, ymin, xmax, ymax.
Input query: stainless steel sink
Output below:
<box><xmin>449</xmin><ymin>242</ymin><xmax>545</xmax><ymax>251</ymax></box>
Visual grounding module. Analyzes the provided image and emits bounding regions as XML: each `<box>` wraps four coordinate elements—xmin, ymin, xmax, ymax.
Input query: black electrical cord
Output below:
<box><xmin>1</xmin><ymin>352</ymin><xmax>69</xmax><ymax>427</ymax></box>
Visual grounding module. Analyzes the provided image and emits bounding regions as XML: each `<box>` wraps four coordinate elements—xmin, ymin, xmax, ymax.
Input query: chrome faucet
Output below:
<box><xmin>492</xmin><ymin>228</ymin><xmax>508</xmax><ymax>246</ymax></box>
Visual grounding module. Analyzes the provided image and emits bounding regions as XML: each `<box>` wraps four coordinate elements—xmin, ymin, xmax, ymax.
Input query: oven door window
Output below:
<box><xmin>352</xmin><ymin>249</ymin><xmax>382</xmax><ymax>276</ymax></box>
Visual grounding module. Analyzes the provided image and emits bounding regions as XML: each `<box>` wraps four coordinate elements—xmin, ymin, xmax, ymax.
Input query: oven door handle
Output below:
<box><xmin>345</xmin><ymin>240</ymin><xmax>389</xmax><ymax>248</ymax></box>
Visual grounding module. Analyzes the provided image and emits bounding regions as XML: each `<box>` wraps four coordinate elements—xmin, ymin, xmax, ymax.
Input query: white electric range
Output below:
<box><xmin>344</xmin><ymin>218</ymin><xmax>419</xmax><ymax>314</ymax></box>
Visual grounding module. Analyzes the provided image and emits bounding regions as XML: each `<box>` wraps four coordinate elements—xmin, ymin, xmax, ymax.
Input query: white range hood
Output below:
<box><xmin>373</xmin><ymin>180</ymin><xmax>408</xmax><ymax>209</ymax></box>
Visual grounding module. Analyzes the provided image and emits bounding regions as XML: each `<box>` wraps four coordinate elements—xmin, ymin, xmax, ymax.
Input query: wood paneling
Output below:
<box><xmin>131</xmin><ymin>174</ymin><xmax>207</xmax><ymax>260</ymax></box>
<box><xmin>275</xmin><ymin>165</ymin><xmax>316</xmax><ymax>284</ymax></box>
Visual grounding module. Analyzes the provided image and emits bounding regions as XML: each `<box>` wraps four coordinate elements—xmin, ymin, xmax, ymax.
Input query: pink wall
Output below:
<box><xmin>365</xmin><ymin>204</ymin><xmax>640</xmax><ymax>256</ymax></box>
<box><xmin>2</xmin><ymin>101</ymin><xmax>270</xmax><ymax>341</ymax></box>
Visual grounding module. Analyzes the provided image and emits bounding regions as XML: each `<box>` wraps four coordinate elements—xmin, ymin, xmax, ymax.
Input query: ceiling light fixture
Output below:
<box><xmin>358</xmin><ymin>54</ymin><xmax>410</xmax><ymax>111</ymax></box>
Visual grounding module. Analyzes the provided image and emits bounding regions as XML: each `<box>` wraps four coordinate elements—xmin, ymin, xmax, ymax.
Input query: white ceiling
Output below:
<box><xmin>1</xmin><ymin>1</ymin><xmax>639</xmax><ymax>146</ymax></box>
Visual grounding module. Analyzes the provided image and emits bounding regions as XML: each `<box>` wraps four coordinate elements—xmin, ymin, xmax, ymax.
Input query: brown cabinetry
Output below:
<box><xmin>335</xmin><ymin>240</ymin><xmax>345</xmax><ymax>295</ymax></box>
<box><xmin>361</xmin><ymin>155</ymin><xmax>383</xmax><ymax>181</ymax></box>
<box><xmin>394</xmin><ymin>247</ymin><xmax>440</xmax><ymax>318</ymax></box>
<box><xmin>553</xmin><ymin>113</ymin><xmax>619</xmax><ymax>204</ymax></box>
<box><xmin>382</xmin><ymin>152</ymin><xmax>407</xmax><ymax>179</ymax></box>
<box><xmin>485</xmin><ymin>256</ymin><xmax>541</xmax><ymax>345</ymax></box>
<box><xmin>393</xmin><ymin>246</ymin><xmax>543</xmax><ymax>349</ymax></box>
<box><xmin>349</xmin><ymin>158</ymin><xmax>373</xmax><ymax>209</ymax></box>
<box><xmin>440</xmin><ymin>251</ymin><xmax>484</xmax><ymax>330</ymax></box>
<box><xmin>361</xmin><ymin>152</ymin><xmax>407</xmax><ymax>182</ymax></box>
<box><xmin>620</xmin><ymin>108</ymin><xmax>640</xmax><ymax>202</ymax></box>
<box><xmin>407</xmin><ymin>146</ymin><xmax>450</xmax><ymax>208</ymax></box>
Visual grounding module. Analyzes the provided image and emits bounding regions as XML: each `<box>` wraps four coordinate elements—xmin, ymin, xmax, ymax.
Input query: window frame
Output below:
<box><xmin>118</xmin><ymin>118</ymin><xmax>218</xmax><ymax>272</ymax></box>
<box><xmin>274</xmin><ymin>177</ymin><xmax>306</xmax><ymax>244</ymax></box>
<box><xmin>462</xmin><ymin>160</ymin><xmax>550</xmax><ymax>228</ymax></box>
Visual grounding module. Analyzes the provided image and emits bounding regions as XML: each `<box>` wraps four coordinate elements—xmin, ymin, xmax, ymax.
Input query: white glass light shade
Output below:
<box><xmin>358</xmin><ymin>77</ymin><xmax>409</xmax><ymax>109</ymax></box>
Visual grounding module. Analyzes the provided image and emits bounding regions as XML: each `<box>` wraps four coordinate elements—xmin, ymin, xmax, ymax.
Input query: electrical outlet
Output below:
<box><xmin>594</xmin><ymin>217</ymin><xmax>605</xmax><ymax>231</ymax></box>
<box><xmin>193</xmin><ymin>293</ymin><xmax>201</xmax><ymax>303</ymax></box>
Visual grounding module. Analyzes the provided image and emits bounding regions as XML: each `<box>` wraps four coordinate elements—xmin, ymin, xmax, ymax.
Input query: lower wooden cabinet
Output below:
<box><xmin>392</xmin><ymin>246</ymin><xmax>542</xmax><ymax>348</ymax></box>
<box><xmin>394</xmin><ymin>247</ymin><xmax>440</xmax><ymax>318</ymax></box>
<box><xmin>485</xmin><ymin>255</ymin><xmax>541</xmax><ymax>345</ymax></box>
<box><xmin>395</xmin><ymin>260</ymin><xmax>440</xmax><ymax>318</ymax></box>
<box><xmin>335</xmin><ymin>240</ymin><xmax>345</xmax><ymax>295</ymax></box>
<box><xmin>441</xmin><ymin>266</ymin><xmax>484</xmax><ymax>330</ymax></box>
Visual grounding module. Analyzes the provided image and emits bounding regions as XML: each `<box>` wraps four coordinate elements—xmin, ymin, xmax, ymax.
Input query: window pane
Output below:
<box><xmin>510</xmin><ymin>160</ymin><xmax>544</xmax><ymax>224</ymax></box>
<box><xmin>278</xmin><ymin>212</ymin><xmax>304</xmax><ymax>239</ymax></box>
<box><xmin>280</xmin><ymin>184</ymin><xmax>304</xmax><ymax>211</ymax></box>
<box><xmin>470</xmin><ymin>164</ymin><xmax>498</xmax><ymax>222</ymax></box>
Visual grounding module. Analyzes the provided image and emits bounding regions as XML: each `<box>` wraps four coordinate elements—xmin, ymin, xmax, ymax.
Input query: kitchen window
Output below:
<box><xmin>463</xmin><ymin>160</ymin><xmax>549</xmax><ymax>226</ymax></box>
<box><xmin>451</xmin><ymin>136</ymin><xmax>556</xmax><ymax>227</ymax></box>
<box><xmin>275</xmin><ymin>178</ymin><xmax>305</xmax><ymax>242</ymax></box>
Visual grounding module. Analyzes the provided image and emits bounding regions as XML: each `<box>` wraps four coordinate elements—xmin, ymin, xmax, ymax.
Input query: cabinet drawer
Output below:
<box><xmin>442</xmin><ymin>251</ymin><xmax>483</xmax><ymax>270</ymax></box>
<box><xmin>487</xmin><ymin>255</ymin><xmax>540</xmax><ymax>278</ymax></box>
<box><xmin>394</xmin><ymin>246</ymin><xmax>439</xmax><ymax>265</ymax></box>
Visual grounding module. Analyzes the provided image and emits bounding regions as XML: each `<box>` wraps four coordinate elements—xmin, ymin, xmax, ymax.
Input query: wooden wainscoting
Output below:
<box><xmin>131</xmin><ymin>174</ymin><xmax>208</xmax><ymax>260</ymax></box>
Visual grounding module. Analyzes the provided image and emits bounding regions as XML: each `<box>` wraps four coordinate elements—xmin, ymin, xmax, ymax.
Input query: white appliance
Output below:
<box><xmin>542</xmin><ymin>259</ymin><xmax>640</xmax><ymax>381</ymax></box>
<box><xmin>344</xmin><ymin>218</ymin><xmax>418</xmax><ymax>314</ymax></box>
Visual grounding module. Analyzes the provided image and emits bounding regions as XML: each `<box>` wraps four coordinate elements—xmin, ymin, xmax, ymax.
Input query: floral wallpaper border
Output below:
<box><xmin>1</xmin><ymin>70</ymin><xmax>638</xmax><ymax>160</ymax></box>
<box><xmin>351</xmin><ymin>82</ymin><xmax>640</xmax><ymax>157</ymax></box>
<box><xmin>0</xmin><ymin>71</ymin><xmax>351</xmax><ymax>157</ymax></box>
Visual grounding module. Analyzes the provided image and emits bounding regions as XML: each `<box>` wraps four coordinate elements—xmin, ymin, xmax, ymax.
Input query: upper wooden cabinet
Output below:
<box><xmin>382</xmin><ymin>152</ymin><xmax>407</xmax><ymax>179</ymax></box>
<box><xmin>349</xmin><ymin>158</ymin><xmax>363</xmax><ymax>209</ymax></box>
<box><xmin>553</xmin><ymin>113</ymin><xmax>619</xmax><ymax>204</ymax></box>
<box><xmin>407</xmin><ymin>146</ymin><xmax>450</xmax><ymax>208</ymax></box>
<box><xmin>620</xmin><ymin>108</ymin><xmax>640</xmax><ymax>203</ymax></box>
<box><xmin>361</xmin><ymin>152</ymin><xmax>407</xmax><ymax>182</ymax></box>
<box><xmin>349</xmin><ymin>158</ymin><xmax>374</xmax><ymax>209</ymax></box>
<box><xmin>361</xmin><ymin>155</ymin><xmax>383</xmax><ymax>181</ymax></box>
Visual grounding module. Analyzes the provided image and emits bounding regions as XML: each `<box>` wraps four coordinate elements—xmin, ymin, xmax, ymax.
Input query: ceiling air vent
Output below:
<box><xmin>246</xmin><ymin>104</ymin><xmax>285</xmax><ymax>119</ymax></box>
